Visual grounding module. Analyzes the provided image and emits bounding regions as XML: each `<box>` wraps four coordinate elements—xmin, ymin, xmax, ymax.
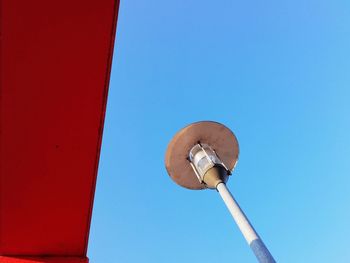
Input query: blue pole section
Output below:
<box><xmin>250</xmin><ymin>239</ymin><xmax>276</xmax><ymax>263</ymax></box>
<box><xmin>216</xmin><ymin>183</ymin><xmax>276</xmax><ymax>263</ymax></box>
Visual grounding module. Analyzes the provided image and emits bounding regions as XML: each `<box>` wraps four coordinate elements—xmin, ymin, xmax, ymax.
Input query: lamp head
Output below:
<box><xmin>165</xmin><ymin>121</ymin><xmax>239</xmax><ymax>190</ymax></box>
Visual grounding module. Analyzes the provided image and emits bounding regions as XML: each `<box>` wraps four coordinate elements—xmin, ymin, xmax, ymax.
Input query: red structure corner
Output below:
<box><xmin>0</xmin><ymin>257</ymin><xmax>88</xmax><ymax>263</ymax></box>
<box><xmin>0</xmin><ymin>0</ymin><xmax>120</xmax><ymax>260</ymax></box>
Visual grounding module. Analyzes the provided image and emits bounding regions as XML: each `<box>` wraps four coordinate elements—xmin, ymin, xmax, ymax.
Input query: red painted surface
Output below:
<box><xmin>0</xmin><ymin>0</ymin><xmax>119</xmax><ymax>260</ymax></box>
<box><xmin>0</xmin><ymin>257</ymin><xmax>88</xmax><ymax>263</ymax></box>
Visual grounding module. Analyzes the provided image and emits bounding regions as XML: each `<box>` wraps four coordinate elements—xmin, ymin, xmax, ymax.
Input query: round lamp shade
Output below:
<box><xmin>165</xmin><ymin>121</ymin><xmax>239</xmax><ymax>190</ymax></box>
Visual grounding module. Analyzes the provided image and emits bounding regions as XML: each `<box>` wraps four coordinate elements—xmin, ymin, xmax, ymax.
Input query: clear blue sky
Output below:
<box><xmin>88</xmin><ymin>0</ymin><xmax>350</xmax><ymax>262</ymax></box>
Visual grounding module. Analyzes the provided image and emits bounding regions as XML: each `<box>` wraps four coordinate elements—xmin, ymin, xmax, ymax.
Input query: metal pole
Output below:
<box><xmin>216</xmin><ymin>182</ymin><xmax>276</xmax><ymax>263</ymax></box>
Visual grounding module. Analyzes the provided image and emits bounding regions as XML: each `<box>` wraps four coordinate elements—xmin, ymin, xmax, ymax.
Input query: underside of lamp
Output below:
<box><xmin>165</xmin><ymin>121</ymin><xmax>239</xmax><ymax>189</ymax></box>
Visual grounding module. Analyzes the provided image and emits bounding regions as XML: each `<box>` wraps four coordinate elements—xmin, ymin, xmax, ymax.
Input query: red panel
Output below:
<box><xmin>0</xmin><ymin>257</ymin><xmax>88</xmax><ymax>263</ymax></box>
<box><xmin>1</xmin><ymin>0</ymin><xmax>119</xmax><ymax>257</ymax></box>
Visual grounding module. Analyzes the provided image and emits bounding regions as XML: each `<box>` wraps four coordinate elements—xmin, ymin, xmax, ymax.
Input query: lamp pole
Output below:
<box><xmin>165</xmin><ymin>121</ymin><xmax>276</xmax><ymax>263</ymax></box>
<box><xmin>216</xmin><ymin>182</ymin><xmax>275</xmax><ymax>263</ymax></box>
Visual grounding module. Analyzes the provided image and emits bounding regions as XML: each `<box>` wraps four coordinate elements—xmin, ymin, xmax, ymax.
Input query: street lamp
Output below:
<box><xmin>165</xmin><ymin>121</ymin><xmax>276</xmax><ymax>263</ymax></box>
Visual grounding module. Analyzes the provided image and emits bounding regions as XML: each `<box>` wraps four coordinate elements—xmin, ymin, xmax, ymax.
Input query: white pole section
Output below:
<box><xmin>216</xmin><ymin>182</ymin><xmax>276</xmax><ymax>263</ymax></box>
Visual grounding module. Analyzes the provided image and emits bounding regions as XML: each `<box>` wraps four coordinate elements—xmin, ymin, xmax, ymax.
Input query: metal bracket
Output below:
<box><xmin>189</xmin><ymin>160</ymin><xmax>204</xmax><ymax>184</ymax></box>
